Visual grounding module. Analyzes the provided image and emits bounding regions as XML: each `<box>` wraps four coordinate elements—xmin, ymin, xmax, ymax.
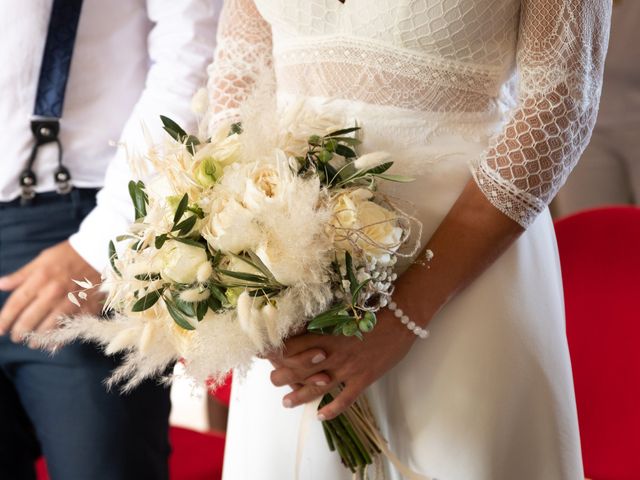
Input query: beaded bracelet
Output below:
<box><xmin>388</xmin><ymin>300</ymin><xmax>430</xmax><ymax>339</ymax></box>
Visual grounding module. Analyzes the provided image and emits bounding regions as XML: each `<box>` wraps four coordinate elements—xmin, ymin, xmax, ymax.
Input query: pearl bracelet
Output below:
<box><xmin>388</xmin><ymin>300</ymin><xmax>430</xmax><ymax>339</ymax></box>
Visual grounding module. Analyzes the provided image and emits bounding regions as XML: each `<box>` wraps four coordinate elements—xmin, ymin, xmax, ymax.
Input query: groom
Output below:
<box><xmin>0</xmin><ymin>1</ymin><xmax>220</xmax><ymax>479</ymax></box>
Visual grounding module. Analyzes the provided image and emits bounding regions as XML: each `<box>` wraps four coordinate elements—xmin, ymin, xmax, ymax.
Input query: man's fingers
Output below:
<box><xmin>28</xmin><ymin>312</ymin><xmax>64</xmax><ymax>349</ymax></box>
<box><xmin>10</xmin><ymin>295</ymin><xmax>53</xmax><ymax>343</ymax></box>
<box><xmin>317</xmin><ymin>383</ymin><xmax>361</xmax><ymax>421</ymax></box>
<box><xmin>0</xmin><ymin>283</ymin><xmax>38</xmax><ymax>335</ymax></box>
<box><xmin>0</xmin><ymin>263</ymin><xmax>35</xmax><ymax>291</ymax></box>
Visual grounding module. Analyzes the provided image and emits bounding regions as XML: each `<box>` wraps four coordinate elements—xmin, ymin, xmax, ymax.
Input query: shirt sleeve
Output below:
<box><xmin>69</xmin><ymin>0</ymin><xmax>220</xmax><ymax>272</ymax></box>
<box><xmin>471</xmin><ymin>0</ymin><xmax>611</xmax><ymax>227</ymax></box>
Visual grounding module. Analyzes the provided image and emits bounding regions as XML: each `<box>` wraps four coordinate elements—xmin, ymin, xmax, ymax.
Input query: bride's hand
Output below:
<box><xmin>266</xmin><ymin>309</ymin><xmax>422</xmax><ymax>421</ymax></box>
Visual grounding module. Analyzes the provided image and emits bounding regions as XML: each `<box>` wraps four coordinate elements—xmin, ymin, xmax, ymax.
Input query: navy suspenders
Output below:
<box><xmin>20</xmin><ymin>0</ymin><xmax>84</xmax><ymax>203</ymax></box>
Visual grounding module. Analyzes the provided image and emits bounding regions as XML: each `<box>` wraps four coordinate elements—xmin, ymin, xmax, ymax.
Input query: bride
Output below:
<box><xmin>205</xmin><ymin>1</ymin><xmax>610</xmax><ymax>478</ymax></box>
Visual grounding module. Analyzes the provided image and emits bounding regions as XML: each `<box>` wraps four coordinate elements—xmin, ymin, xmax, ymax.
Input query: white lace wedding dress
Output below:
<box><xmin>206</xmin><ymin>1</ymin><xmax>610</xmax><ymax>479</ymax></box>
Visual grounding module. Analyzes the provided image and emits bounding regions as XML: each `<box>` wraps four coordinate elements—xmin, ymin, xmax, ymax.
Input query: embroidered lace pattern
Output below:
<box><xmin>206</xmin><ymin>0</ymin><xmax>610</xmax><ymax>227</ymax></box>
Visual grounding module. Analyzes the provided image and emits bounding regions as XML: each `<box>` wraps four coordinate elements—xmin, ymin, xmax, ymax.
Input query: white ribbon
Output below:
<box><xmin>295</xmin><ymin>397</ymin><xmax>323</xmax><ymax>480</ymax></box>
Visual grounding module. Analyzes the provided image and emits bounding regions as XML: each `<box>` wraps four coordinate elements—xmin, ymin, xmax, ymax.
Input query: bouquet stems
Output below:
<box><xmin>319</xmin><ymin>391</ymin><xmax>382</xmax><ymax>478</ymax></box>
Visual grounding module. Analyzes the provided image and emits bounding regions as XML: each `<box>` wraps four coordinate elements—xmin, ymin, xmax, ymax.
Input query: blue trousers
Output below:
<box><xmin>0</xmin><ymin>190</ymin><xmax>171</xmax><ymax>480</ymax></box>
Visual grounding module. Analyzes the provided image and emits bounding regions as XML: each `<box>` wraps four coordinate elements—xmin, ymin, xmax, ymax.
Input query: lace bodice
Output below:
<box><xmin>206</xmin><ymin>0</ymin><xmax>610</xmax><ymax>227</ymax></box>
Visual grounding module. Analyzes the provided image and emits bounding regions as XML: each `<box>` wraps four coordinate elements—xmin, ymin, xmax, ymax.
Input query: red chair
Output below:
<box><xmin>169</xmin><ymin>426</ymin><xmax>225</xmax><ymax>480</ymax></box>
<box><xmin>555</xmin><ymin>206</ymin><xmax>640</xmax><ymax>480</ymax></box>
<box><xmin>36</xmin><ymin>426</ymin><xmax>225</xmax><ymax>480</ymax></box>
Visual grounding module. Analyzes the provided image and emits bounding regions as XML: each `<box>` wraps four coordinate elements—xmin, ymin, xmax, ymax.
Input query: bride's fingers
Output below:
<box><xmin>270</xmin><ymin>364</ymin><xmax>331</xmax><ymax>387</ymax></box>
<box><xmin>282</xmin><ymin>381</ymin><xmax>336</xmax><ymax>408</ymax></box>
<box><xmin>316</xmin><ymin>382</ymin><xmax>361</xmax><ymax>421</ymax></box>
<box><xmin>282</xmin><ymin>348</ymin><xmax>327</xmax><ymax>369</ymax></box>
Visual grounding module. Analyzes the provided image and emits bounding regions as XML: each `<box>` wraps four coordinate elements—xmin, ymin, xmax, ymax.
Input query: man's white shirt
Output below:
<box><xmin>0</xmin><ymin>0</ymin><xmax>220</xmax><ymax>270</ymax></box>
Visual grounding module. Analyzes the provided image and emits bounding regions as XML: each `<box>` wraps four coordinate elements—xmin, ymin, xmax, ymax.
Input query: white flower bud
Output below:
<box><xmin>353</xmin><ymin>151</ymin><xmax>391</xmax><ymax>171</ymax></box>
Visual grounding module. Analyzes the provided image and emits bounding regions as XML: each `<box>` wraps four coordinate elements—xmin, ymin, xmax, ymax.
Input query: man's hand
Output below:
<box><xmin>0</xmin><ymin>240</ymin><xmax>103</xmax><ymax>347</ymax></box>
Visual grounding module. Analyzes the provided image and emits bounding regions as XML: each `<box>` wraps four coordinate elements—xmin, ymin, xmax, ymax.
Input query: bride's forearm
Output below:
<box><xmin>393</xmin><ymin>179</ymin><xmax>524</xmax><ymax>325</ymax></box>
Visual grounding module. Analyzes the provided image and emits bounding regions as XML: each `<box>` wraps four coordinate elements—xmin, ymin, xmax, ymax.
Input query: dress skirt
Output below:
<box><xmin>222</xmin><ymin>96</ymin><xmax>583</xmax><ymax>480</ymax></box>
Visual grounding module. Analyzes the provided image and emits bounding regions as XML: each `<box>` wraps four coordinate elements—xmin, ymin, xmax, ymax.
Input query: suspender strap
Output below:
<box><xmin>21</xmin><ymin>0</ymin><xmax>84</xmax><ymax>203</ymax></box>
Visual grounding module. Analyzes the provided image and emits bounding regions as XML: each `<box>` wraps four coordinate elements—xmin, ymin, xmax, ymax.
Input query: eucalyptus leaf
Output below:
<box><xmin>207</xmin><ymin>294</ymin><xmax>223</xmax><ymax>312</ymax></box>
<box><xmin>196</xmin><ymin>300</ymin><xmax>208</xmax><ymax>321</ymax></box>
<box><xmin>229</xmin><ymin>122</ymin><xmax>243</xmax><ymax>135</ymax></box>
<box><xmin>160</xmin><ymin>115</ymin><xmax>188</xmax><ymax>142</ymax></box>
<box><xmin>351</xmin><ymin>278</ymin><xmax>370</xmax><ymax>304</ymax></box>
<box><xmin>173</xmin><ymin>215</ymin><xmax>197</xmax><ymax>236</ymax></box>
<box><xmin>308</xmin><ymin>314</ymin><xmax>354</xmax><ymax>331</ymax></box>
<box><xmin>131</xmin><ymin>289</ymin><xmax>163</xmax><ymax>312</ymax></box>
<box><xmin>128</xmin><ymin>180</ymin><xmax>148</xmax><ymax>220</ymax></box>
<box><xmin>375</xmin><ymin>173</ymin><xmax>415</xmax><ymax>183</ymax></box>
<box><xmin>209</xmin><ymin>284</ymin><xmax>228</xmax><ymax>305</ymax></box>
<box><xmin>155</xmin><ymin>234</ymin><xmax>168</xmax><ymax>250</ymax></box>
<box><xmin>344</xmin><ymin>252</ymin><xmax>358</xmax><ymax>297</ymax></box>
<box><xmin>335</xmin><ymin>144</ymin><xmax>356</xmax><ymax>158</ymax></box>
<box><xmin>166</xmin><ymin>300</ymin><xmax>196</xmax><ymax>331</ymax></box>
<box><xmin>218</xmin><ymin>269</ymin><xmax>269</xmax><ymax>285</ymax></box>
<box><xmin>326</xmin><ymin>127</ymin><xmax>360</xmax><ymax>137</ymax></box>
<box><xmin>174</xmin><ymin>237</ymin><xmax>205</xmax><ymax>249</ymax></box>
<box><xmin>362</xmin><ymin>161</ymin><xmax>393</xmax><ymax>176</ymax></box>
<box><xmin>108</xmin><ymin>240</ymin><xmax>121</xmax><ymax>277</ymax></box>
<box><xmin>173</xmin><ymin>193</ymin><xmax>189</xmax><ymax>226</ymax></box>
<box><xmin>134</xmin><ymin>273</ymin><xmax>162</xmax><ymax>282</ymax></box>
<box><xmin>175</xmin><ymin>299</ymin><xmax>196</xmax><ymax>317</ymax></box>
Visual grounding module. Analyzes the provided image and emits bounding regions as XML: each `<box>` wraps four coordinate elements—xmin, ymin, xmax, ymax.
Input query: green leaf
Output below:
<box><xmin>326</xmin><ymin>127</ymin><xmax>360</xmax><ymax>137</ymax></box>
<box><xmin>229</xmin><ymin>122</ymin><xmax>243</xmax><ymax>135</ymax></box>
<box><xmin>209</xmin><ymin>284</ymin><xmax>228</xmax><ymax>305</ymax></box>
<box><xmin>115</xmin><ymin>234</ymin><xmax>136</xmax><ymax>242</ymax></box>
<box><xmin>131</xmin><ymin>289</ymin><xmax>163</xmax><ymax>312</ymax></box>
<box><xmin>185</xmin><ymin>135</ymin><xmax>200</xmax><ymax>155</ymax></box>
<box><xmin>247</xmin><ymin>287</ymin><xmax>281</xmax><ymax>298</ymax></box>
<box><xmin>375</xmin><ymin>173</ymin><xmax>415</xmax><ymax>183</ymax></box>
<box><xmin>335</xmin><ymin>144</ymin><xmax>356</xmax><ymax>158</ymax></box>
<box><xmin>155</xmin><ymin>234</ymin><xmax>168</xmax><ymax>250</ymax></box>
<box><xmin>218</xmin><ymin>269</ymin><xmax>269</xmax><ymax>285</ymax></box>
<box><xmin>134</xmin><ymin>273</ymin><xmax>162</xmax><ymax>281</ymax></box>
<box><xmin>344</xmin><ymin>252</ymin><xmax>358</xmax><ymax>297</ymax></box>
<box><xmin>166</xmin><ymin>299</ymin><xmax>196</xmax><ymax>331</ymax></box>
<box><xmin>187</xmin><ymin>204</ymin><xmax>205</xmax><ymax>219</ymax></box>
<box><xmin>173</xmin><ymin>193</ymin><xmax>189</xmax><ymax>226</ymax></box>
<box><xmin>326</xmin><ymin>136</ymin><xmax>361</xmax><ymax>146</ymax></box>
<box><xmin>362</xmin><ymin>162</ymin><xmax>393</xmax><ymax>176</ymax></box>
<box><xmin>160</xmin><ymin>115</ymin><xmax>188</xmax><ymax>143</ymax></box>
<box><xmin>173</xmin><ymin>215</ymin><xmax>197</xmax><ymax>236</ymax></box>
<box><xmin>351</xmin><ymin>278</ymin><xmax>370</xmax><ymax>305</ymax></box>
<box><xmin>128</xmin><ymin>180</ymin><xmax>148</xmax><ymax>220</ymax></box>
<box><xmin>108</xmin><ymin>240</ymin><xmax>121</xmax><ymax>277</ymax></box>
<box><xmin>196</xmin><ymin>301</ymin><xmax>208</xmax><ymax>321</ymax></box>
<box><xmin>308</xmin><ymin>314</ymin><xmax>353</xmax><ymax>331</ymax></box>
<box><xmin>174</xmin><ymin>237</ymin><xmax>205</xmax><ymax>249</ymax></box>
<box><xmin>175</xmin><ymin>299</ymin><xmax>196</xmax><ymax>317</ymax></box>
<box><xmin>207</xmin><ymin>294</ymin><xmax>223</xmax><ymax>312</ymax></box>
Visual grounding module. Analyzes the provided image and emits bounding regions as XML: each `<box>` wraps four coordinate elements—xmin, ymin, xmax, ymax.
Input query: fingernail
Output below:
<box><xmin>311</xmin><ymin>353</ymin><xmax>326</xmax><ymax>364</ymax></box>
<box><xmin>317</xmin><ymin>413</ymin><xmax>326</xmax><ymax>421</ymax></box>
<box><xmin>283</xmin><ymin>398</ymin><xmax>293</xmax><ymax>408</ymax></box>
<box><xmin>315</xmin><ymin>380</ymin><xmax>327</xmax><ymax>386</ymax></box>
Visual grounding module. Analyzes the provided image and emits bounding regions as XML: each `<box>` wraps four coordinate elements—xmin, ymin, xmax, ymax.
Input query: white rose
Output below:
<box><xmin>243</xmin><ymin>164</ymin><xmax>282</xmax><ymax>212</ymax></box>
<box><xmin>330</xmin><ymin>189</ymin><xmax>403</xmax><ymax>261</ymax></box>
<box><xmin>357</xmin><ymin>201</ymin><xmax>403</xmax><ymax>261</ymax></box>
<box><xmin>194</xmin><ymin>133</ymin><xmax>242</xmax><ymax>169</ymax></box>
<box><xmin>160</xmin><ymin>240</ymin><xmax>210</xmax><ymax>284</ymax></box>
<box><xmin>201</xmin><ymin>194</ymin><xmax>258</xmax><ymax>254</ymax></box>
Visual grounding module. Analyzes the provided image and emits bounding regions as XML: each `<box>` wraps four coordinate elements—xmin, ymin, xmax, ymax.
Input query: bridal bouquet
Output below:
<box><xmin>52</xmin><ymin>103</ymin><xmax>420</xmax><ymax>477</ymax></box>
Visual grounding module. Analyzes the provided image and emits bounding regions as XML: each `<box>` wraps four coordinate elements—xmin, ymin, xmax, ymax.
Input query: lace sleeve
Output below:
<box><xmin>471</xmin><ymin>0</ymin><xmax>611</xmax><ymax>227</ymax></box>
<box><xmin>205</xmin><ymin>0</ymin><xmax>273</xmax><ymax>131</ymax></box>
